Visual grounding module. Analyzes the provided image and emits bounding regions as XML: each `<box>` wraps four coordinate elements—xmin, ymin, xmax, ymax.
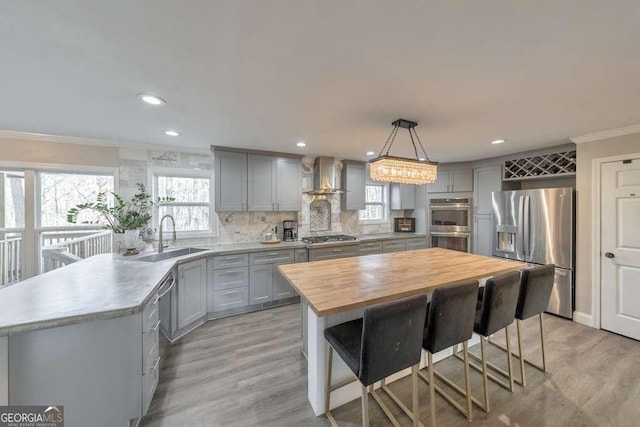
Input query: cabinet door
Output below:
<box><xmin>276</xmin><ymin>157</ymin><xmax>302</xmax><ymax>211</ymax></box>
<box><xmin>247</xmin><ymin>154</ymin><xmax>276</xmax><ymax>211</ymax></box>
<box><xmin>341</xmin><ymin>162</ymin><xmax>366</xmax><ymax>210</ymax></box>
<box><xmin>428</xmin><ymin>173</ymin><xmax>450</xmax><ymax>193</ymax></box>
<box><xmin>177</xmin><ymin>259</ymin><xmax>207</xmax><ymax>329</ymax></box>
<box><xmin>249</xmin><ymin>264</ymin><xmax>273</xmax><ymax>304</ymax></box>
<box><xmin>391</xmin><ymin>184</ymin><xmax>415</xmax><ymax>210</ymax></box>
<box><xmin>473</xmin><ymin>165</ymin><xmax>502</xmax><ymax>215</ymax></box>
<box><xmin>473</xmin><ymin>215</ymin><xmax>494</xmax><ymax>256</ymax></box>
<box><xmin>272</xmin><ymin>264</ymin><xmax>296</xmax><ymax>300</ymax></box>
<box><xmin>215</xmin><ymin>151</ymin><xmax>247</xmax><ymax>211</ymax></box>
<box><xmin>451</xmin><ymin>169</ymin><xmax>473</xmax><ymax>192</ymax></box>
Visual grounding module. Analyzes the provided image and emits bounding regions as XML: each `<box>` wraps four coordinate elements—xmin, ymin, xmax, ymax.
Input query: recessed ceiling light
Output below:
<box><xmin>491</xmin><ymin>139</ymin><xmax>505</xmax><ymax>145</ymax></box>
<box><xmin>366</xmin><ymin>151</ymin><xmax>375</xmax><ymax>156</ymax></box>
<box><xmin>137</xmin><ymin>93</ymin><xmax>166</xmax><ymax>106</ymax></box>
<box><xmin>296</xmin><ymin>141</ymin><xmax>306</xmax><ymax>147</ymax></box>
<box><xmin>419</xmin><ymin>157</ymin><xmax>426</xmax><ymax>161</ymax></box>
<box><xmin>165</xmin><ymin>130</ymin><xmax>180</xmax><ymax>136</ymax></box>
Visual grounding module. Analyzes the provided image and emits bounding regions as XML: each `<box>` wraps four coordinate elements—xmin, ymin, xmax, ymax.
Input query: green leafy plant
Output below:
<box><xmin>66</xmin><ymin>183</ymin><xmax>174</xmax><ymax>233</ymax></box>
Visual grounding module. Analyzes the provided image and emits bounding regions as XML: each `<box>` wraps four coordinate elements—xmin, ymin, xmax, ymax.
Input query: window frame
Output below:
<box><xmin>359</xmin><ymin>183</ymin><xmax>389</xmax><ymax>223</ymax></box>
<box><xmin>150</xmin><ymin>167</ymin><xmax>214</xmax><ymax>238</ymax></box>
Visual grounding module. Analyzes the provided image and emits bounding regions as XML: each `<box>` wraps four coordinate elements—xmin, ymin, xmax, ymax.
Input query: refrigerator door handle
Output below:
<box><xmin>517</xmin><ymin>195</ymin><xmax>525</xmax><ymax>258</ymax></box>
<box><xmin>523</xmin><ymin>195</ymin><xmax>531</xmax><ymax>258</ymax></box>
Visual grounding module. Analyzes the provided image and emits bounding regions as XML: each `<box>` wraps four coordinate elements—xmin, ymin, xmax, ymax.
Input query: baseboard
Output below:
<box><xmin>573</xmin><ymin>311</ymin><xmax>594</xmax><ymax>327</ymax></box>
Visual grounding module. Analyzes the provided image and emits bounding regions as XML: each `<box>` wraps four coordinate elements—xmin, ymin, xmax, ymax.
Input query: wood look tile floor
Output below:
<box><xmin>141</xmin><ymin>304</ymin><xmax>640</xmax><ymax>427</ymax></box>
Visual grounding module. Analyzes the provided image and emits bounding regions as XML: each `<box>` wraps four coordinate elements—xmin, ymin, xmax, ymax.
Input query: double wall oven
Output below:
<box><xmin>429</xmin><ymin>198</ymin><xmax>471</xmax><ymax>252</ymax></box>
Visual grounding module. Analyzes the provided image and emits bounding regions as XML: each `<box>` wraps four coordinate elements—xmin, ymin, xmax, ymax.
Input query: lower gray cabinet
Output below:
<box><xmin>177</xmin><ymin>258</ymin><xmax>207</xmax><ymax>330</ymax></box>
<box><xmin>249</xmin><ymin>264</ymin><xmax>273</xmax><ymax>304</ymax></box>
<box><xmin>309</xmin><ymin>244</ymin><xmax>359</xmax><ymax>261</ymax></box>
<box><xmin>142</xmin><ymin>291</ymin><xmax>161</xmax><ymax>415</ymax></box>
<box><xmin>473</xmin><ymin>215</ymin><xmax>493</xmax><ymax>256</ymax></box>
<box><xmin>358</xmin><ymin>241</ymin><xmax>383</xmax><ymax>255</ymax></box>
<box><xmin>272</xmin><ymin>264</ymin><xmax>296</xmax><ymax>300</ymax></box>
<box><xmin>405</xmin><ymin>237</ymin><xmax>428</xmax><ymax>250</ymax></box>
<box><xmin>382</xmin><ymin>239</ymin><xmax>406</xmax><ymax>253</ymax></box>
<box><xmin>295</xmin><ymin>248</ymin><xmax>309</xmax><ymax>263</ymax></box>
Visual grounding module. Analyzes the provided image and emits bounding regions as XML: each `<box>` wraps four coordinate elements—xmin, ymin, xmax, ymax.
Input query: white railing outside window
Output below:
<box><xmin>41</xmin><ymin>230</ymin><xmax>112</xmax><ymax>273</ymax></box>
<box><xmin>0</xmin><ymin>231</ymin><xmax>23</xmax><ymax>286</ymax></box>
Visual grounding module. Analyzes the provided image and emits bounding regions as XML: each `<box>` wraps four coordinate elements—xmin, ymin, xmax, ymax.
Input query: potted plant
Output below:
<box><xmin>66</xmin><ymin>183</ymin><xmax>172</xmax><ymax>252</ymax></box>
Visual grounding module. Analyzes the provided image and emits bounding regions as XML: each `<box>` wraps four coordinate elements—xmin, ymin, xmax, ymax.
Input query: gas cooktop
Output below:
<box><xmin>301</xmin><ymin>235</ymin><xmax>357</xmax><ymax>244</ymax></box>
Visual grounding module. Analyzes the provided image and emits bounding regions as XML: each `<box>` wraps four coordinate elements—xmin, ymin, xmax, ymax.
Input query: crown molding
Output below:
<box><xmin>0</xmin><ymin>129</ymin><xmax>210</xmax><ymax>154</ymax></box>
<box><xmin>570</xmin><ymin>124</ymin><xmax>640</xmax><ymax>144</ymax></box>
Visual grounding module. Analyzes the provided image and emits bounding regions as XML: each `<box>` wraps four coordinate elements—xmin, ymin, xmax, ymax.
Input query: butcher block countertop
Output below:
<box><xmin>278</xmin><ymin>248</ymin><xmax>524</xmax><ymax>316</ymax></box>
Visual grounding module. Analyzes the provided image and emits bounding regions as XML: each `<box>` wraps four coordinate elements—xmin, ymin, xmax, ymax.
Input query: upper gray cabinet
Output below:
<box><xmin>428</xmin><ymin>168</ymin><xmax>473</xmax><ymax>193</ymax></box>
<box><xmin>473</xmin><ymin>165</ymin><xmax>502</xmax><ymax>215</ymax></box>
<box><xmin>341</xmin><ymin>160</ymin><xmax>366</xmax><ymax>211</ymax></box>
<box><xmin>247</xmin><ymin>154</ymin><xmax>301</xmax><ymax>212</ymax></box>
<box><xmin>215</xmin><ymin>148</ymin><xmax>301</xmax><ymax>212</ymax></box>
<box><xmin>215</xmin><ymin>150</ymin><xmax>248</xmax><ymax>211</ymax></box>
<box><xmin>390</xmin><ymin>184</ymin><xmax>415</xmax><ymax>210</ymax></box>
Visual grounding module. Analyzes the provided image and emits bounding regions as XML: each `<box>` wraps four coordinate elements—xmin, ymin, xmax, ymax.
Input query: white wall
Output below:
<box><xmin>574</xmin><ymin>133</ymin><xmax>640</xmax><ymax>315</ymax></box>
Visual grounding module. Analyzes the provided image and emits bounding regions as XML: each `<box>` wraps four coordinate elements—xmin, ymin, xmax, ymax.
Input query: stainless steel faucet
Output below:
<box><xmin>158</xmin><ymin>215</ymin><xmax>176</xmax><ymax>253</ymax></box>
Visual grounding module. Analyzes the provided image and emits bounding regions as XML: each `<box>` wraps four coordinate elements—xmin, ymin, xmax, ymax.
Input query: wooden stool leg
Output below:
<box><xmin>428</xmin><ymin>352</ymin><xmax>437</xmax><ymax>425</ymax></box>
<box><xmin>505</xmin><ymin>325</ymin><xmax>514</xmax><ymax>392</ymax></box>
<box><xmin>412</xmin><ymin>364</ymin><xmax>419</xmax><ymax>427</ymax></box>
<box><xmin>362</xmin><ymin>384</ymin><xmax>370</xmax><ymax>427</ymax></box>
<box><xmin>463</xmin><ymin>341</ymin><xmax>473</xmax><ymax>421</ymax></box>
<box><xmin>539</xmin><ymin>313</ymin><xmax>547</xmax><ymax>372</ymax></box>
<box><xmin>325</xmin><ymin>345</ymin><xmax>338</xmax><ymax>427</ymax></box>
<box><xmin>480</xmin><ymin>337</ymin><xmax>490</xmax><ymax>413</ymax></box>
<box><xmin>516</xmin><ymin>319</ymin><xmax>526</xmax><ymax>386</ymax></box>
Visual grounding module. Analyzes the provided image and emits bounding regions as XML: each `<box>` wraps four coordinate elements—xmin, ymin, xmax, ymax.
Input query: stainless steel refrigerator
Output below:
<box><xmin>492</xmin><ymin>188</ymin><xmax>574</xmax><ymax>318</ymax></box>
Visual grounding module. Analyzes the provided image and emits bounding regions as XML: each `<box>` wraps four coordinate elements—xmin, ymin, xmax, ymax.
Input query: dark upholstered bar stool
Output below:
<box><xmin>417</xmin><ymin>281</ymin><xmax>479</xmax><ymax>425</ymax></box>
<box><xmin>456</xmin><ymin>270</ymin><xmax>521</xmax><ymax>413</ymax></box>
<box><xmin>324</xmin><ymin>294</ymin><xmax>428</xmax><ymax>427</ymax></box>
<box><xmin>488</xmin><ymin>264</ymin><xmax>555</xmax><ymax>386</ymax></box>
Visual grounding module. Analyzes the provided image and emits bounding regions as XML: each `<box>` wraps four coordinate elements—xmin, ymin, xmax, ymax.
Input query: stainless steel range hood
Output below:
<box><xmin>305</xmin><ymin>156</ymin><xmax>345</xmax><ymax>195</ymax></box>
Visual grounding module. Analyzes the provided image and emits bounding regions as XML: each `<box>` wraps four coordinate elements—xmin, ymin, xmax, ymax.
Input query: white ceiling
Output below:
<box><xmin>1</xmin><ymin>1</ymin><xmax>639</xmax><ymax>162</ymax></box>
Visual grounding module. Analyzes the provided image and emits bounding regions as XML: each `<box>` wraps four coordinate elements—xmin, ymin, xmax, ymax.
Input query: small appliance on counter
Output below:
<box><xmin>282</xmin><ymin>220</ymin><xmax>298</xmax><ymax>242</ymax></box>
<box><xmin>394</xmin><ymin>217</ymin><xmax>416</xmax><ymax>232</ymax></box>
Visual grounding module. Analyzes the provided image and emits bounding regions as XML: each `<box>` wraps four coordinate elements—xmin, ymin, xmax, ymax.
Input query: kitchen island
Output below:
<box><xmin>278</xmin><ymin>248</ymin><xmax>523</xmax><ymax>416</ymax></box>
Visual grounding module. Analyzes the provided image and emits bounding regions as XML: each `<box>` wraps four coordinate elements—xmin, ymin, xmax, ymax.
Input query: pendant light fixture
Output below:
<box><xmin>369</xmin><ymin>119</ymin><xmax>438</xmax><ymax>185</ymax></box>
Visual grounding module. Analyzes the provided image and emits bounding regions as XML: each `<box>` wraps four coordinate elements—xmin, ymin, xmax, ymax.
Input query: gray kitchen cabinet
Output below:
<box><xmin>428</xmin><ymin>169</ymin><xmax>473</xmax><ymax>193</ymax></box>
<box><xmin>215</xmin><ymin>150</ymin><xmax>248</xmax><ymax>211</ymax></box>
<box><xmin>341</xmin><ymin>160</ymin><xmax>366</xmax><ymax>211</ymax></box>
<box><xmin>247</xmin><ymin>155</ymin><xmax>301</xmax><ymax>212</ymax></box>
<box><xmin>473</xmin><ymin>165</ymin><xmax>502</xmax><ymax>215</ymax></box>
<box><xmin>247</xmin><ymin>154</ymin><xmax>276</xmax><ymax>211</ymax></box>
<box><xmin>249</xmin><ymin>264</ymin><xmax>273</xmax><ymax>304</ymax></box>
<box><xmin>405</xmin><ymin>237</ymin><xmax>428</xmax><ymax>250</ymax></box>
<box><xmin>177</xmin><ymin>259</ymin><xmax>207</xmax><ymax>330</ymax></box>
<box><xmin>390</xmin><ymin>184</ymin><xmax>415</xmax><ymax>210</ymax></box>
<box><xmin>358</xmin><ymin>240</ymin><xmax>383</xmax><ymax>255</ymax></box>
<box><xmin>208</xmin><ymin>254</ymin><xmax>250</xmax><ymax>313</ymax></box>
<box><xmin>272</xmin><ymin>264</ymin><xmax>295</xmax><ymax>300</ymax></box>
<box><xmin>142</xmin><ymin>290</ymin><xmax>161</xmax><ymax>415</ymax></box>
<box><xmin>309</xmin><ymin>244</ymin><xmax>359</xmax><ymax>261</ymax></box>
<box><xmin>383</xmin><ymin>239</ymin><xmax>406</xmax><ymax>253</ymax></box>
<box><xmin>295</xmin><ymin>248</ymin><xmax>309</xmax><ymax>263</ymax></box>
<box><xmin>473</xmin><ymin>215</ymin><xmax>493</xmax><ymax>256</ymax></box>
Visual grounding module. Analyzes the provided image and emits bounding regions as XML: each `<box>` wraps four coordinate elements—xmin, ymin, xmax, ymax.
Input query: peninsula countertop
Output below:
<box><xmin>278</xmin><ymin>248</ymin><xmax>524</xmax><ymax>316</ymax></box>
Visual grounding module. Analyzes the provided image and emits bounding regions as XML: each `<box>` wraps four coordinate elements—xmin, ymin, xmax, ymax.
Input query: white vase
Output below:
<box><xmin>112</xmin><ymin>232</ymin><xmax>125</xmax><ymax>253</ymax></box>
<box><xmin>124</xmin><ymin>229</ymin><xmax>140</xmax><ymax>250</ymax></box>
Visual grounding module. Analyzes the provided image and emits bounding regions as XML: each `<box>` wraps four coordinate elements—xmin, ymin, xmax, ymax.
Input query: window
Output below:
<box><xmin>359</xmin><ymin>184</ymin><xmax>387</xmax><ymax>221</ymax></box>
<box><xmin>1</xmin><ymin>171</ymin><xmax>25</xmax><ymax>229</ymax></box>
<box><xmin>39</xmin><ymin>172</ymin><xmax>115</xmax><ymax>228</ymax></box>
<box><xmin>153</xmin><ymin>171</ymin><xmax>212</xmax><ymax>233</ymax></box>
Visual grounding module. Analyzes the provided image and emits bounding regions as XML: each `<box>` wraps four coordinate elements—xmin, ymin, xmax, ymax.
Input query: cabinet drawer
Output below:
<box><xmin>309</xmin><ymin>244</ymin><xmax>359</xmax><ymax>261</ymax></box>
<box><xmin>405</xmin><ymin>237</ymin><xmax>428</xmax><ymax>250</ymax></box>
<box><xmin>249</xmin><ymin>250</ymin><xmax>295</xmax><ymax>265</ymax></box>
<box><xmin>295</xmin><ymin>249</ymin><xmax>309</xmax><ymax>263</ymax></box>
<box><xmin>358</xmin><ymin>241</ymin><xmax>383</xmax><ymax>255</ymax></box>
<box><xmin>212</xmin><ymin>267</ymin><xmax>249</xmax><ymax>291</ymax></box>
<box><xmin>143</xmin><ymin>293</ymin><xmax>160</xmax><ymax>334</ymax></box>
<box><xmin>212</xmin><ymin>287</ymin><xmax>249</xmax><ymax>312</ymax></box>
<box><xmin>142</xmin><ymin>341</ymin><xmax>160</xmax><ymax>414</ymax></box>
<box><xmin>212</xmin><ymin>253</ymin><xmax>249</xmax><ymax>269</ymax></box>
<box><xmin>383</xmin><ymin>239</ymin><xmax>406</xmax><ymax>253</ymax></box>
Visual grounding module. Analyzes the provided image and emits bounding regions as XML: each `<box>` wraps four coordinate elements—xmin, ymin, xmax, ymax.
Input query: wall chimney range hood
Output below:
<box><xmin>305</xmin><ymin>156</ymin><xmax>345</xmax><ymax>195</ymax></box>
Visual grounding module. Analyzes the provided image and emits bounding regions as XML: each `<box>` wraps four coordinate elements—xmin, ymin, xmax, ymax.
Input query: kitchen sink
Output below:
<box><xmin>135</xmin><ymin>247</ymin><xmax>207</xmax><ymax>262</ymax></box>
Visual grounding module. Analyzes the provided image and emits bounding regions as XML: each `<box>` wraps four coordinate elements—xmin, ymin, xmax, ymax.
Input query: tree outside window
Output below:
<box><xmin>359</xmin><ymin>184</ymin><xmax>386</xmax><ymax>221</ymax></box>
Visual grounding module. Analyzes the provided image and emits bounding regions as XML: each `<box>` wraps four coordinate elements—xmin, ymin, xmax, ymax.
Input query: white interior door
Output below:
<box><xmin>601</xmin><ymin>158</ymin><xmax>640</xmax><ymax>340</ymax></box>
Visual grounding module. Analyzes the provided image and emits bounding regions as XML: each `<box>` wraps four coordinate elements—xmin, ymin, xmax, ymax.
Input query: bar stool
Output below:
<box><xmin>456</xmin><ymin>270</ymin><xmax>521</xmax><ymax>413</ymax></box>
<box><xmin>324</xmin><ymin>294</ymin><xmax>428</xmax><ymax>427</ymax></box>
<box><xmin>489</xmin><ymin>264</ymin><xmax>555</xmax><ymax>386</ymax></box>
<box><xmin>417</xmin><ymin>281</ymin><xmax>479</xmax><ymax>425</ymax></box>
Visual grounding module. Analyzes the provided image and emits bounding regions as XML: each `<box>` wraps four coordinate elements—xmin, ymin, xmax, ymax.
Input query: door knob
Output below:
<box><xmin>605</xmin><ymin>252</ymin><xmax>615</xmax><ymax>259</ymax></box>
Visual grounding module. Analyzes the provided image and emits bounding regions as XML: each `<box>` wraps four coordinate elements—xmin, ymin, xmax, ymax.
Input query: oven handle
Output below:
<box><xmin>429</xmin><ymin>232</ymin><xmax>471</xmax><ymax>237</ymax></box>
<box><xmin>430</xmin><ymin>205</ymin><xmax>471</xmax><ymax>210</ymax></box>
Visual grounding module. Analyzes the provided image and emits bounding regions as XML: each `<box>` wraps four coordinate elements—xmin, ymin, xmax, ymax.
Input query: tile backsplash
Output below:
<box><xmin>119</xmin><ymin>150</ymin><xmax>405</xmax><ymax>244</ymax></box>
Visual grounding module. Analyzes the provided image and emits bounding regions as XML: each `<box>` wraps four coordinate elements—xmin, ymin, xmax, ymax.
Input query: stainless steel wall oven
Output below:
<box><xmin>429</xmin><ymin>198</ymin><xmax>471</xmax><ymax>252</ymax></box>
